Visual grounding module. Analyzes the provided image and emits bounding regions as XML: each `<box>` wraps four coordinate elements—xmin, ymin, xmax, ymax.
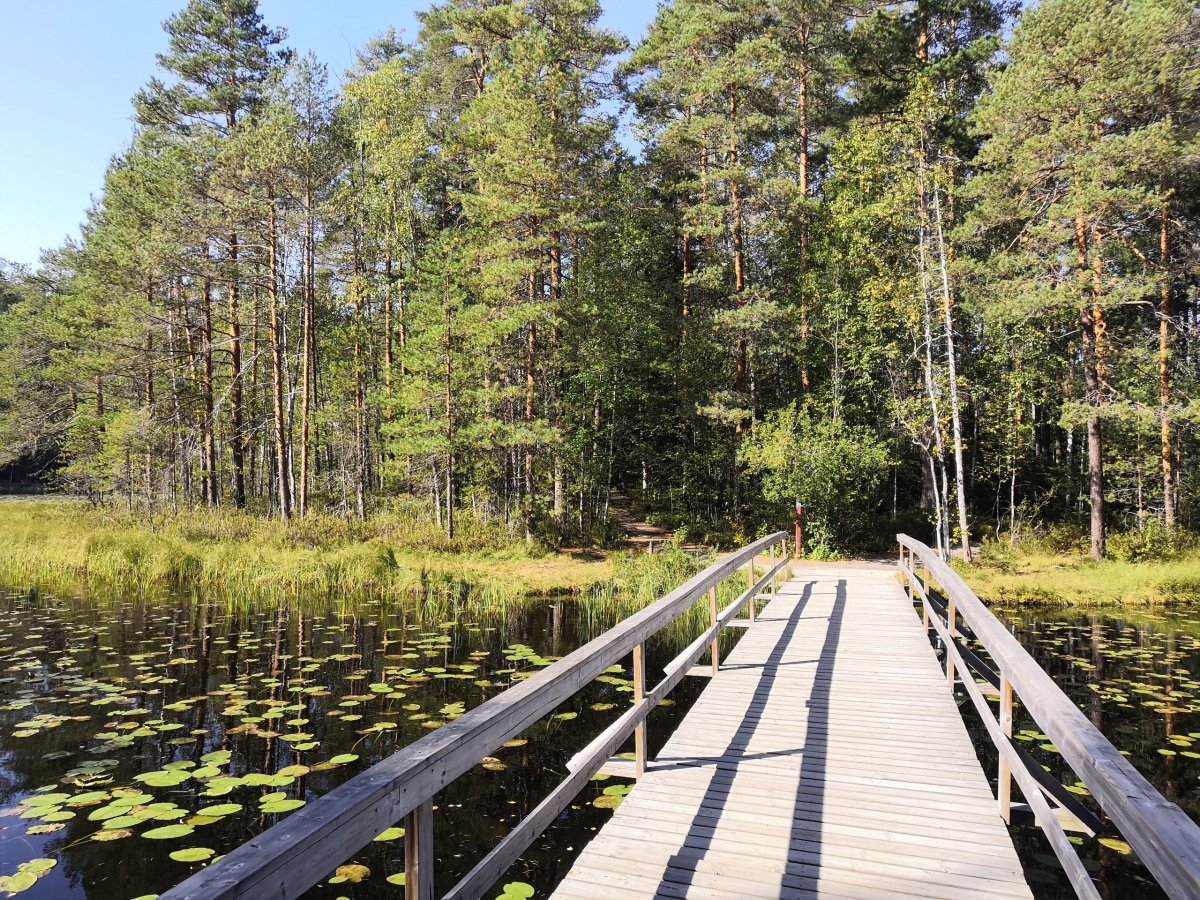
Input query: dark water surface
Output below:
<box><xmin>2</xmin><ymin>584</ymin><xmax>1199</xmax><ymax>899</ymax></box>
<box><xmin>0</xmin><ymin>585</ymin><xmax>730</xmax><ymax>900</ymax></box>
<box><xmin>968</xmin><ymin>607</ymin><xmax>1200</xmax><ymax>899</ymax></box>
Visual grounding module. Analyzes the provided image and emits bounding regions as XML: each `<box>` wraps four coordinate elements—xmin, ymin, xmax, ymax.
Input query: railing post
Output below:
<box><xmin>633</xmin><ymin>642</ymin><xmax>647</xmax><ymax>778</ymax></box>
<box><xmin>747</xmin><ymin>556</ymin><xmax>756</xmax><ymax>623</ymax></box>
<box><xmin>709</xmin><ymin>586</ymin><xmax>720</xmax><ymax>676</ymax></box>
<box><xmin>404</xmin><ymin>799</ymin><xmax>434</xmax><ymax>900</ymax></box>
<box><xmin>770</xmin><ymin>543</ymin><xmax>776</xmax><ymax>593</ymax></box>
<box><xmin>946</xmin><ymin>594</ymin><xmax>957</xmax><ymax>691</ymax></box>
<box><xmin>794</xmin><ymin>501</ymin><xmax>803</xmax><ymax>558</ymax></box>
<box><xmin>999</xmin><ymin>674</ymin><xmax>1013</xmax><ymax>823</ymax></box>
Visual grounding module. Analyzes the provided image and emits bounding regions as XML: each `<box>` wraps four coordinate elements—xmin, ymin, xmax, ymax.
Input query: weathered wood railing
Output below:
<box><xmin>898</xmin><ymin>534</ymin><xmax>1200</xmax><ymax>900</ymax></box>
<box><xmin>161</xmin><ymin>532</ymin><xmax>789</xmax><ymax>900</ymax></box>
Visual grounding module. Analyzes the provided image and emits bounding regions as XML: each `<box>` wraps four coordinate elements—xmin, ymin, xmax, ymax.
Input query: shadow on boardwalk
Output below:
<box><xmin>651</xmin><ymin>579</ymin><xmax>847</xmax><ymax>897</ymax></box>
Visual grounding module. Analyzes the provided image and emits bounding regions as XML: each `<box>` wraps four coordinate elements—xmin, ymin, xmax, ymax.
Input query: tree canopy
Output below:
<box><xmin>2</xmin><ymin>0</ymin><xmax>1198</xmax><ymax>557</ymax></box>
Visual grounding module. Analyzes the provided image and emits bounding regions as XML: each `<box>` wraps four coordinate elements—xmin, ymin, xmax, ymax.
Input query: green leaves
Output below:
<box><xmin>142</xmin><ymin>824</ymin><xmax>194</xmax><ymax>840</ymax></box>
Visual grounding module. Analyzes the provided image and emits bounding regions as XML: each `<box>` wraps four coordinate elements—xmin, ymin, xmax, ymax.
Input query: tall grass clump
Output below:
<box><xmin>0</xmin><ymin>499</ymin><xmax>611</xmax><ymax>604</ymax></box>
<box><xmin>955</xmin><ymin>527</ymin><xmax>1200</xmax><ymax>607</ymax></box>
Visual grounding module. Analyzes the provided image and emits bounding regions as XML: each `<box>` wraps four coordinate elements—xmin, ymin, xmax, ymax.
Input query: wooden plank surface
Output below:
<box><xmin>552</xmin><ymin>563</ymin><xmax>1032</xmax><ymax>899</ymax></box>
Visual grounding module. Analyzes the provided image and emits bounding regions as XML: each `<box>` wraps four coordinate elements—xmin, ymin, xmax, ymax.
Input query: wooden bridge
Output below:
<box><xmin>161</xmin><ymin>533</ymin><xmax>1200</xmax><ymax>900</ymax></box>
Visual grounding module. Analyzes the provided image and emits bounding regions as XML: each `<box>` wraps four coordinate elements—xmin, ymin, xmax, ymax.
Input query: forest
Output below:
<box><xmin>0</xmin><ymin>0</ymin><xmax>1198</xmax><ymax>561</ymax></box>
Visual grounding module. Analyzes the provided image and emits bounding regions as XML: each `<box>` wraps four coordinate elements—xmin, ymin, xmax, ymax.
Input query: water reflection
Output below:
<box><xmin>0</xmin><ymin>585</ymin><xmax>734</xmax><ymax>899</ymax></box>
<box><xmin>971</xmin><ymin>608</ymin><xmax>1200</xmax><ymax>899</ymax></box>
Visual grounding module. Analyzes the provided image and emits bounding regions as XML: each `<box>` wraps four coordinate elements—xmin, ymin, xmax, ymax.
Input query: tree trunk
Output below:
<box><xmin>729</xmin><ymin>86</ymin><xmax>747</xmax><ymax>430</ymax></box>
<box><xmin>268</xmin><ymin>189</ymin><xmax>292</xmax><ymax>521</ymax></box>
<box><xmin>353</xmin><ymin>283</ymin><xmax>367</xmax><ymax>521</ymax></box>
<box><xmin>525</xmin><ymin>262</ymin><xmax>538</xmax><ymax>541</ymax></box>
<box><xmin>933</xmin><ymin>186</ymin><xmax>971</xmax><ymax>560</ymax></box>
<box><xmin>445</xmin><ymin>301</ymin><xmax>455</xmax><ymax>541</ymax></box>
<box><xmin>299</xmin><ymin>210</ymin><xmax>314</xmax><ymax>517</ymax></box>
<box><xmin>797</xmin><ymin>35</ymin><xmax>811</xmax><ymax>392</ymax></box>
<box><xmin>227</xmin><ymin>230</ymin><xmax>246</xmax><ymax>509</ymax></box>
<box><xmin>1075</xmin><ymin>208</ymin><xmax>1105</xmax><ymax>559</ymax></box>
<box><xmin>201</xmin><ymin>277</ymin><xmax>219</xmax><ymax>507</ymax></box>
<box><xmin>1160</xmin><ymin>200</ymin><xmax>1175</xmax><ymax>526</ymax></box>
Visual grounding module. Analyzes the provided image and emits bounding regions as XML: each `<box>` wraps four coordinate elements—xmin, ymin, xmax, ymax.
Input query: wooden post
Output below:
<box><xmin>633</xmin><ymin>642</ymin><xmax>646</xmax><ymax>778</ymax></box>
<box><xmin>404</xmin><ymin>799</ymin><xmax>434</xmax><ymax>900</ymax></box>
<box><xmin>747</xmin><ymin>556</ymin><xmax>756</xmax><ymax>623</ymax></box>
<box><xmin>709</xmin><ymin>586</ymin><xmax>719</xmax><ymax>676</ymax></box>
<box><xmin>921</xmin><ymin>559</ymin><xmax>930</xmax><ymax>630</ymax></box>
<box><xmin>999</xmin><ymin>674</ymin><xmax>1013</xmax><ymax>823</ymax></box>
<box><xmin>946</xmin><ymin>595</ymin><xmax>957</xmax><ymax>691</ymax></box>
<box><xmin>770</xmin><ymin>543</ymin><xmax>777</xmax><ymax>593</ymax></box>
<box><xmin>794</xmin><ymin>501</ymin><xmax>804</xmax><ymax>558</ymax></box>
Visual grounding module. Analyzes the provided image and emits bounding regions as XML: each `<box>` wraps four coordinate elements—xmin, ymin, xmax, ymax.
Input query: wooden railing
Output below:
<box><xmin>161</xmin><ymin>532</ymin><xmax>790</xmax><ymax>900</ymax></box>
<box><xmin>898</xmin><ymin>534</ymin><xmax>1200</xmax><ymax>900</ymax></box>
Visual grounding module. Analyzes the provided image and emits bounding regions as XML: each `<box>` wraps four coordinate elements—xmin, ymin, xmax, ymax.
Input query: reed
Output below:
<box><xmin>955</xmin><ymin>540</ymin><xmax>1200</xmax><ymax>607</ymax></box>
<box><xmin>0</xmin><ymin>499</ymin><xmax>613</xmax><ymax>604</ymax></box>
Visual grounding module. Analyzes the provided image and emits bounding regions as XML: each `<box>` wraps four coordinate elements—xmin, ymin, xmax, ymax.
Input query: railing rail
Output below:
<box><xmin>898</xmin><ymin>534</ymin><xmax>1200</xmax><ymax>900</ymax></box>
<box><xmin>161</xmin><ymin>531</ymin><xmax>789</xmax><ymax>900</ymax></box>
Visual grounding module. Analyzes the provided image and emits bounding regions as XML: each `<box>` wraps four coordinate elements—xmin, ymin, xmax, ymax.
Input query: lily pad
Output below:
<box><xmin>260</xmin><ymin>798</ymin><xmax>306</xmax><ymax>814</ymax></box>
<box><xmin>142</xmin><ymin>824</ymin><xmax>195</xmax><ymax>840</ymax></box>
<box><xmin>93</xmin><ymin>828</ymin><xmax>134</xmax><ymax>841</ymax></box>
<box><xmin>333</xmin><ymin>864</ymin><xmax>371</xmax><ymax>883</ymax></box>
<box><xmin>170</xmin><ymin>847</ymin><xmax>216</xmax><ymax>863</ymax></box>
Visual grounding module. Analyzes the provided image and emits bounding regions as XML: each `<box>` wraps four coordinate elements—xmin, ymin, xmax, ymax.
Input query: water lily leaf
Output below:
<box><xmin>277</xmin><ymin>765</ymin><xmax>309</xmax><ymax>778</ymax></box>
<box><xmin>1099</xmin><ymin>837</ymin><xmax>1133</xmax><ymax>854</ymax></box>
<box><xmin>329</xmin><ymin>754</ymin><xmax>358</xmax><ymax>765</ymax></box>
<box><xmin>374</xmin><ymin>827</ymin><xmax>405</xmax><ymax>841</ymax></box>
<box><xmin>21</xmin><ymin>860</ymin><xmax>55</xmax><ymax>875</ymax></box>
<box><xmin>92</xmin><ymin>828</ymin><xmax>134</xmax><ymax>841</ymax></box>
<box><xmin>143</xmin><ymin>824</ymin><xmax>195</xmax><ymax>840</ymax></box>
<box><xmin>334</xmin><ymin>864</ymin><xmax>370</xmax><ymax>883</ymax></box>
<box><xmin>170</xmin><ymin>847</ymin><xmax>215</xmax><ymax>863</ymax></box>
<box><xmin>0</xmin><ymin>872</ymin><xmax>37</xmax><ymax>893</ymax></box>
<box><xmin>386</xmin><ymin>873</ymin><xmax>406</xmax><ymax>885</ymax></box>
<box><xmin>260</xmin><ymin>798</ymin><xmax>306</xmax><ymax>814</ymax></box>
<box><xmin>198</xmin><ymin>803</ymin><xmax>243</xmax><ymax>817</ymax></box>
<box><xmin>496</xmin><ymin>882</ymin><xmax>535</xmax><ymax>899</ymax></box>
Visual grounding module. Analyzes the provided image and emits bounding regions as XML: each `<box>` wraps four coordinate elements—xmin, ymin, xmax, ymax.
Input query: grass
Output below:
<box><xmin>0</xmin><ymin>498</ymin><xmax>614</xmax><ymax>603</ymax></box>
<box><xmin>953</xmin><ymin>540</ymin><xmax>1200</xmax><ymax>607</ymax></box>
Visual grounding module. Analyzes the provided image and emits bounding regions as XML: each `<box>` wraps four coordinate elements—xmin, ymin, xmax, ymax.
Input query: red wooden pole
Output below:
<box><xmin>794</xmin><ymin>501</ymin><xmax>804</xmax><ymax>558</ymax></box>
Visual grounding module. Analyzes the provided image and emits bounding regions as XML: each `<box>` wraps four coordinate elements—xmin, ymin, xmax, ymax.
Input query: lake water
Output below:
<box><xmin>1</xmin><ymin>584</ymin><xmax>1197</xmax><ymax>899</ymax></box>
<box><xmin>979</xmin><ymin>607</ymin><xmax>1200</xmax><ymax>898</ymax></box>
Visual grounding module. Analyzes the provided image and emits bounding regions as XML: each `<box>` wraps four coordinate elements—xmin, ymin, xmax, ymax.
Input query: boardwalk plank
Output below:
<box><xmin>551</xmin><ymin>564</ymin><xmax>1032</xmax><ymax>899</ymax></box>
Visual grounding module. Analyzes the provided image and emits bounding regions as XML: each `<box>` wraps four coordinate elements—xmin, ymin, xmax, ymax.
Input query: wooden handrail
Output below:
<box><xmin>161</xmin><ymin>531</ymin><xmax>789</xmax><ymax>900</ymax></box>
<box><xmin>898</xmin><ymin>534</ymin><xmax>1200</xmax><ymax>900</ymax></box>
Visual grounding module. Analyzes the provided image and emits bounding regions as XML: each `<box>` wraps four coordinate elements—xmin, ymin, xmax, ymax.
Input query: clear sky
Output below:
<box><xmin>0</xmin><ymin>1</ymin><xmax>655</xmax><ymax>270</ymax></box>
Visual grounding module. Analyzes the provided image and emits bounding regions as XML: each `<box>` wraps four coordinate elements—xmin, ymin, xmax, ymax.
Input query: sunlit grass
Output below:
<box><xmin>0</xmin><ymin>499</ymin><xmax>614</xmax><ymax>602</ymax></box>
<box><xmin>954</xmin><ymin>542</ymin><xmax>1200</xmax><ymax>607</ymax></box>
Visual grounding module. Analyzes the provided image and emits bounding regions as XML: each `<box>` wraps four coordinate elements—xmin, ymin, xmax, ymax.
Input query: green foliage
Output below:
<box><xmin>740</xmin><ymin>406</ymin><xmax>891</xmax><ymax>552</ymax></box>
<box><xmin>3</xmin><ymin>0</ymin><xmax>1199</xmax><ymax>563</ymax></box>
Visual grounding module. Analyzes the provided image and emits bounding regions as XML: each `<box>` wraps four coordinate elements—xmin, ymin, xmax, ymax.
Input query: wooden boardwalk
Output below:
<box><xmin>552</xmin><ymin>563</ymin><xmax>1032</xmax><ymax>900</ymax></box>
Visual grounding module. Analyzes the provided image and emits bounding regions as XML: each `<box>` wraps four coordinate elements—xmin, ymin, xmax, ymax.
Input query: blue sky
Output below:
<box><xmin>0</xmin><ymin>1</ymin><xmax>656</xmax><ymax>270</ymax></box>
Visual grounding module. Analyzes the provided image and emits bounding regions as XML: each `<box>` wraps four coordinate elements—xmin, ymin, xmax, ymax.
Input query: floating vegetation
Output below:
<box><xmin>972</xmin><ymin>609</ymin><xmax>1200</xmax><ymax>898</ymax></box>
<box><xmin>0</xmin><ymin>581</ymin><xmax>718</xmax><ymax>899</ymax></box>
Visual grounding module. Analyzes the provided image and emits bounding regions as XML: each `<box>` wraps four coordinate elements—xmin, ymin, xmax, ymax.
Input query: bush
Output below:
<box><xmin>1107</xmin><ymin>522</ymin><xmax>1199</xmax><ymax>563</ymax></box>
<box><xmin>740</xmin><ymin>405</ymin><xmax>891</xmax><ymax>554</ymax></box>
